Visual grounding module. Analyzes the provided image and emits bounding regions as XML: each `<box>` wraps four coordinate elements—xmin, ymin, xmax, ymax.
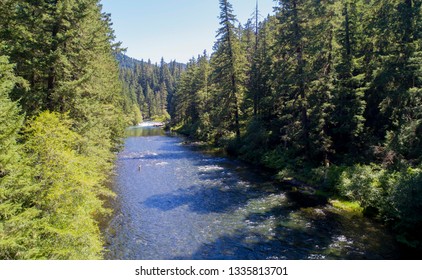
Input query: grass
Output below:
<box><xmin>329</xmin><ymin>199</ymin><xmax>363</xmax><ymax>216</ymax></box>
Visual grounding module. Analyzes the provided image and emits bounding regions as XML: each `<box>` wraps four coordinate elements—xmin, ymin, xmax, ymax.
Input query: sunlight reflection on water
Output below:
<box><xmin>105</xmin><ymin>126</ymin><xmax>399</xmax><ymax>260</ymax></box>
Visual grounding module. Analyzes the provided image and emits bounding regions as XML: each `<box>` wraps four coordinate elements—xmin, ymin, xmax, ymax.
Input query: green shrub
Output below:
<box><xmin>262</xmin><ymin>147</ymin><xmax>291</xmax><ymax>170</ymax></box>
<box><xmin>336</xmin><ymin>164</ymin><xmax>387</xmax><ymax>211</ymax></box>
<box><xmin>327</xmin><ymin>163</ymin><xmax>422</xmax><ymax>249</ymax></box>
<box><xmin>390</xmin><ymin>168</ymin><xmax>422</xmax><ymax>249</ymax></box>
<box><xmin>151</xmin><ymin>112</ymin><xmax>170</xmax><ymax>122</ymax></box>
<box><xmin>325</xmin><ymin>165</ymin><xmax>348</xmax><ymax>189</ymax></box>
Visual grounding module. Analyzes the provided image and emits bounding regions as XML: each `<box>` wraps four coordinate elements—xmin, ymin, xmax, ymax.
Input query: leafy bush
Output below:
<box><xmin>151</xmin><ymin>112</ymin><xmax>171</xmax><ymax>123</ymax></box>
<box><xmin>262</xmin><ymin>147</ymin><xmax>291</xmax><ymax>170</ymax></box>
<box><xmin>336</xmin><ymin>164</ymin><xmax>388</xmax><ymax>211</ymax></box>
<box><xmin>326</xmin><ymin>163</ymin><xmax>422</xmax><ymax>249</ymax></box>
<box><xmin>390</xmin><ymin>168</ymin><xmax>422</xmax><ymax>249</ymax></box>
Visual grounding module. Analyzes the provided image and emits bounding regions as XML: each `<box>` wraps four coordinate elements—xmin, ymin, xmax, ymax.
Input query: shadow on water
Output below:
<box><xmin>165</xmin><ymin>197</ymin><xmax>335</xmax><ymax>259</ymax></box>
<box><xmin>172</xmin><ymin>200</ymin><xmax>398</xmax><ymax>260</ymax></box>
<box><xmin>144</xmin><ymin>185</ymin><xmax>251</xmax><ymax>213</ymax></box>
<box><xmin>106</xmin><ymin>125</ymin><xmax>401</xmax><ymax>260</ymax></box>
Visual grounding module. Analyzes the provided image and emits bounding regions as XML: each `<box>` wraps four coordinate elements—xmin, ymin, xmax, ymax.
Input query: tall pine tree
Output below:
<box><xmin>211</xmin><ymin>0</ymin><xmax>246</xmax><ymax>141</ymax></box>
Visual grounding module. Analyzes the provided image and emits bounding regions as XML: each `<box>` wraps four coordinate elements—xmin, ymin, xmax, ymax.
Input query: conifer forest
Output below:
<box><xmin>0</xmin><ymin>0</ymin><xmax>421</xmax><ymax>259</ymax></box>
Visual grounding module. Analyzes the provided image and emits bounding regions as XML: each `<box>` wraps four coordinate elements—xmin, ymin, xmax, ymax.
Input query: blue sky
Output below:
<box><xmin>100</xmin><ymin>0</ymin><xmax>276</xmax><ymax>63</ymax></box>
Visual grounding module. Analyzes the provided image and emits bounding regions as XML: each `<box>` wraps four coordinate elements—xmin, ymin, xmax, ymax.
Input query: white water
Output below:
<box><xmin>137</xmin><ymin>121</ymin><xmax>164</xmax><ymax>127</ymax></box>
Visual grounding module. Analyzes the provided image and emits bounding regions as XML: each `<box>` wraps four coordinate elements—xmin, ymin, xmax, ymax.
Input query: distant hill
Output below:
<box><xmin>116</xmin><ymin>53</ymin><xmax>186</xmax><ymax>70</ymax></box>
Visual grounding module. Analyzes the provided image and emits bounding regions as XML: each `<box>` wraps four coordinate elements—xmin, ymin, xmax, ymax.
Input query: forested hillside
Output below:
<box><xmin>117</xmin><ymin>53</ymin><xmax>185</xmax><ymax>123</ymax></box>
<box><xmin>171</xmin><ymin>0</ymin><xmax>422</xmax><ymax>251</ymax></box>
<box><xmin>0</xmin><ymin>0</ymin><xmax>128</xmax><ymax>259</ymax></box>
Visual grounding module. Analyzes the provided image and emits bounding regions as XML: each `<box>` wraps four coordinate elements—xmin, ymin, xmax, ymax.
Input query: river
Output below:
<box><xmin>104</xmin><ymin>124</ymin><xmax>400</xmax><ymax>260</ymax></box>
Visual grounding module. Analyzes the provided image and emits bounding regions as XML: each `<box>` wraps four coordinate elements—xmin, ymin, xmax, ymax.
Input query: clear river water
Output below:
<box><xmin>104</xmin><ymin>125</ymin><xmax>400</xmax><ymax>260</ymax></box>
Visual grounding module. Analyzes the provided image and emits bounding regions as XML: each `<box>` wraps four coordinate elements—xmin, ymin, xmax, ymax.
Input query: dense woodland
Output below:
<box><xmin>170</xmin><ymin>0</ymin><xmax>422</xmax><ymax>251</ymax></box>
<box><xmin>0</xmin><ymin>0</ymin><xmax>133</xmax><ymax>259</ymax></box>
<box><xmin>117</xmin><ymin>54</ymin><xmax>184</xmax><ymax>123</ymax></box>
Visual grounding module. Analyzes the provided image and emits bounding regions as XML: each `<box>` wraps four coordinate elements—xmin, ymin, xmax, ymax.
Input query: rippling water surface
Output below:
<box><xmin>105</xmin><ymin>125</ymin><xmax>399</xmax><ymax>260</ymax></box>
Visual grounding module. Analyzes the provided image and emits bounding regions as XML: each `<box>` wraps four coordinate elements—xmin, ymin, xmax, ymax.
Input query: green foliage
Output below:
<box><xmin>171</xmin><ymin>53</ymin><xmax>217</xmax><ymax>141</ymax></box>
<box><xmin>262</xmin><ymin>147</ymin><xmax>293</xmax><ymax>172</ymax></box>
<box><xmin>22</xmin><ymin>111</ymin><xmax>110</xmax><ymax>259</ymax></box>
<box><xmin>326</xmin><ymin>163</ymin><xmax>422</xmax><ymax>249</ymax></box>
<box><xmin>130</xmin><ymin>103</ymin><xmax>143</xmax><ymax>125</ymax></box>
<box><xmin>335</xmin><ymin>164</ymin><xmax>391</xmax><ymax>211</ymax></box>
<box><xmin>238</xmin><ymin>119</ymin><xmax>269</xmax><ymax>164</ymax></box>
<box><xmin>151</xmin><ymin>112</ymin><xmax>170</xmax><ymax>123</ymax></box>
<box><xmin>390</xmin><ymin>168</ymin><xmax>422</xmax><ymax>249</ymax></box>
<box><xmin>0</xmin><ymin>1</ymin><xmax>125</xmax><ymax>259</ymax></box>
<box><xmin>211</xmin><ymin>0</ymin><xmax>246</xmax><ymax>140</ymax></box>
<box><xmin>329</xmin><ymin>199</ymin><xmax>363</xmax><ymax>217</ymax></box>
<box><xmin>0</xmin><ymin>54</ymin><xmax>29</xmax><ymax>259</ymax></box>
<box><xmin>329</xmin><ymin>0</ymin><xmax>367</xmax><ymax>157</ymax></box>
<box><xmin>0</xmin><ymin>55</ymin><xmax>24</xmax><ymax>175</ymax></box>
<box><xmin>169</xmin><ymin>0</ymin><xmax>422</xmax><ymax>250</ymax></box>
<box><xmin>117</xmin><ymin>54</ymin><xmax>184</xmax><ymax>122</ymax></box>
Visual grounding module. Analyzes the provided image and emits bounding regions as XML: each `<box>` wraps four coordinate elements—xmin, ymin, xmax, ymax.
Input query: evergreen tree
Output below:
<box><xmin>0</xmin><ymin>54</ymin><xmax>31</xmax><ymax>259</ymax></box>
<box><xmin>0</xmin><ymin>0</ymin><xmax>127</xmax><ymax>259</ymax></box>
<box><xmin>171</xmin><ymin>52</ymin><xmax>212</xmax><ymax>138</ymax></box>
<box><xmin>116</xmin><ymin>54</ymin><xmax>184</xmax><ymax>122</ymax></box>
<box><xmin>378</xmin><ymin>0</ymin><xmax>422</xmax><ymax>161</ymax></box>
<box><xmin>211</xmin><ymin>0</ymin><xmax>246</xmax><ymax>141</ymax></box>
<box><xmin>272</xmin><ymin>0</ymin><xmax>313</xmax><ymax>161</ymax></box>
<box><xmin>329</xmin><ymin>0</ymin><xmax>367</xmax><ymax>158</ymax></box>
<box><xmin>364</xmin><ymin>0</ymin><xmax>421</xmax><ymax>153</ymax></box>
<box><xmin>24</xmin><ymin>111</ymin><xmax>112</xmax><ymax>259</ymax></box>
<box><xmin>252</xmin><ymin>15</ymin><xmax>277</xmax><ymax>122</ymax></box>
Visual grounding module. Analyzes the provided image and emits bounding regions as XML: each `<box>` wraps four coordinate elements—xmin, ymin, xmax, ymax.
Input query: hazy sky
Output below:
<box><xmin>100</xmin><ymin>0</ymin><xmax>276</xmax><ymax>63</ymax></box>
